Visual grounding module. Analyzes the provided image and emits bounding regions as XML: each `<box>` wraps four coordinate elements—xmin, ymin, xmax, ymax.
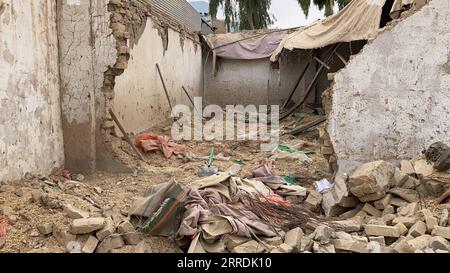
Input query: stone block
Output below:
<box><xmin>231</xmin><ymin>240</ymin><xmax>265</xmax><ymax>253</ymax></box>
<box><xmin>364</xmin><ymin>225</ymin><xmax>401</xmax><ymax>238</ymax></box>
<box><xmin>70</xmin><ymin>218</ymin><xmax>106</xmax><ymax>235</ymax></box>
<box><xmin>333</xmin><ymin>239</ymin><xmax>369</xmax><ymax>253</ymax></box>
<box><xmin>63</xmin><ymin>204</ymin><xmax>90</xmax><ymax>219</ymax></box>
<box><xmin>389</xmin><ymin>188</ymin><xmax>419</xmax><ymax>203</ymax></box>
<box><xmin>362</xmin><ymin>203</ymin><xmax>382</xmax><ymax>217</ymax></box>
<box><xmin>82</xmin><ymin>236</ymin><xmax>99</xmax><ymax>253</ymax></box>
<box><xmin>348</xmin><ymin>161</ymin><xmax>394</xmax><ymax>202</ymax></box>
<box><xmin>429</xmin><ymin>236</ymin><xmax>450</xmax><ymax>251</ymax></box>
<box><xmin>374</xmin><ymin>194</ymin><xmax>392</xmax><ymax>210</ymax></box>
<box><xmin>333</xmin><ymin>219</ymin><xmax>361</xmax><ymax>233</ymax></box>
<box><xmin>408</xmin><ymin>221</ymin><xmax>427</xmax><ymax>237</ymax></box>
<box><xmin>96</xmin><ymin>217</ymin><xmax>115</xmax><ymax>241</ymax></box>
<box><xmin>431</xmin><ymin>226</ymin><xmax>450</xmax><ymax>239</ymax></box>
<box><xmin>284</xmin><ymin>227</ymin><xmax>304</xmax><ymax>249</ymax></box>
<box><xmin>37</xmin><ymin>223</ymin><xmax>53</xmax><ymax>236</ymax></box>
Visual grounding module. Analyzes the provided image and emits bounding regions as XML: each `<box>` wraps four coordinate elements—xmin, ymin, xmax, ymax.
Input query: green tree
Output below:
<box><xmin>298</xmin><ymin>0</ymin><xmax>351</xmax><ymax>17</ymax></box>
<box><xmin>209</xmin><ymin>0</ymin><xmax>274</xmax><ymax>31</ymax></box>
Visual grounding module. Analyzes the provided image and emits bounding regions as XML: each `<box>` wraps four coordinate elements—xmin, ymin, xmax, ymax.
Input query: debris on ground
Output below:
<box><xmin>197</xmin><ymin>147</ymin><xmax>220</xmax><ymax>177</ymax></box>
<box><xmin>1</xmin><ymin>117</ymin><xmax>449</xmax><ymax>253</ymax></box>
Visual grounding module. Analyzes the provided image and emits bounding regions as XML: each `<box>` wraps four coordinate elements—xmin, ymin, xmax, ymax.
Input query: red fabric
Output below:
<box><xmin>63</xmin><ymin>170</ymin><xmax>71</xmax><ymax>179</ymax></box>
<box><xmin>0</xmin><ymin>215</ymin><xmax>8</xmax><ymax>237</ymax></box>
<box><xmin>263</xmin><ymin>194</ymin><xmax>292</xmax><ymax>207</ymax></box>
<box><xmin>135</xmin><ymin>133</ymin><xmax>187</xmax><ymax>159</ymax></box>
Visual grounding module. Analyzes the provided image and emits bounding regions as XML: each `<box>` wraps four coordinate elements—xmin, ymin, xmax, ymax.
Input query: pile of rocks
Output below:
<box><xmin>32</xmin><ymin>192</ymin><xmax>151</xmax><ymax>253</ymax></box>
<box><xmin>226</xmin><ymin>227</ymin><xmax>305</xmax><ymax>254</ymax></box>
<box><xmin>202</xmin><ymin>155</ymin><xmax>450</xmax><ymax>254</ymax></box>
<box><xmin>312</xmin><ymin>158</ymin><xmax>449</xmax><ymax>253</ymax></box>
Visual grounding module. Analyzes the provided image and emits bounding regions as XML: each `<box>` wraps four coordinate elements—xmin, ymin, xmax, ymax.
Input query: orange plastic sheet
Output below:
<box><xmin>135</xmin><ymin>133</ymin><xmax>187</xmax><ymax>159</ymax></box>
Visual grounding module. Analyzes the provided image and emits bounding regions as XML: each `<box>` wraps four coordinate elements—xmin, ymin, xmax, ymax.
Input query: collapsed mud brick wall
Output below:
<box><xmin>0</xmin><ymin>0</ymin><xmax>64</xmax><ymax>182</ymax></box>
<box><xmin>111</xmin><ymin>0</ymin><xmax>204</xmax><ymax>134</ymax></box>
<box><xmin>58</xmin><ymin>0</ymin><xmax>203</xmax><ymax>173</ymax></box>
<box><xmin>326</xmin><ymin>0</ymin><xmax>450</xmax><ymax>175</ymax></box>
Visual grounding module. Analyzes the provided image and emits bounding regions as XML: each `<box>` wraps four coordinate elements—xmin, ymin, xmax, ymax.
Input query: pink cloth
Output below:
<box><xmin>206</xmin><ymin>31</ymin><xmax>287</xmax><ymax>60</ymax></box>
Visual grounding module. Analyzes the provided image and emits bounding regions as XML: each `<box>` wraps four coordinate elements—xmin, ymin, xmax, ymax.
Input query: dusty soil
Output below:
<box><xmin>0</xmin><ymin>114</ymin><xmax>331</xmax><ymax>253</ymax></box>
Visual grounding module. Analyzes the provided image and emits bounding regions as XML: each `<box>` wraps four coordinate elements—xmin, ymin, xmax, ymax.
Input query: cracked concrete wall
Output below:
<box><xmin>328</xmin><ymin>0</ymin><xmax>450</xmax><ymax>174</ymax></box>
<box><xmin>57</xmin><ymin>0</ymin><xmax>118</xmax><ymax>173</ymax></box>
<box><xmin>113</xmin><ymin>16</ymin><xmax>204</xmax><ymax>134</ymax></box>
<box><xmin>0</xmin><ymin>1</ymin><xmax>64</xmax><ymax>182</ymax></box>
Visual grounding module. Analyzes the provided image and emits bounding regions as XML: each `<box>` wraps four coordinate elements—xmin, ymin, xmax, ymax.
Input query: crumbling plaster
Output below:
<box><xmin>327</xmin><ymin>0</ymin><xmax>450</xmax><ymax>174</ymax></box>
<box><xmin>113</xmin><ymin>16</ymin><xmax>204</xmax><ymax>134</ymax></box>
<box><xmin>57</xmin><ymin>0</ymin><xmax>118</xmax><ymax>173</ymax></box>
<box><xmin>0</xmin><ymin>0</ymin><xmax>64</xmax><ymax>182</ymax></box>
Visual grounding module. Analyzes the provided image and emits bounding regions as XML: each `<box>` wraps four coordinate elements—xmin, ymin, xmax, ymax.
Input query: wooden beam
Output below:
<box><xmin>280</xmin><ymin>43</ymin><xmax>341</xmax><ymax>121</ymax></box>
<box><xmin>156</xmin><ymin>63</ymin><xmax>173</xmax><ymax>113</ymax></box>
<box><xmin>109</xmin><ymin>109</ymin><xmax>146</xmax><ymax>162</ymax></box>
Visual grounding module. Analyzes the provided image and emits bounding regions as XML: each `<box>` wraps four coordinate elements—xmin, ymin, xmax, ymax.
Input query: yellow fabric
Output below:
<box><xmin>270</xmin><ymin>0</ymin><xmax>387</xmax><ymax>61</ymax></box>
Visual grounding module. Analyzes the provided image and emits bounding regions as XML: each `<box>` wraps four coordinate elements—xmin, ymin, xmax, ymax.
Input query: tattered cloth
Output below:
<box><xmin>176</xmin><ymin>168</ymin><xmax>308</xmax><ymax>252</ymax></box>
<box><xmin>130</xmin><ymin>164</ymin><xmax>308</xmax><ymax>252</ymax></box>
<box><xmin>270</xmin><ymin>0</ymin><xmax>387</xmax><ymax>61</ymax></box>
<box><xmin>135</xmin><ymin>133</ymin><xmax>187</xmax><ymax>159</ymax></box>
<box><xmin>204</xmin><ymin>30</ymin><xmax>289</xmax><ymax>60</ymax></box>
<box><xmin>178</xmin><ymin>173</ymin><xmax>278</xmax><ymax>238</ymax></box>
<box><xmin>130</xmin><ymin>181</ymin><xmax>188</xmax><ymax>237</ymax></box>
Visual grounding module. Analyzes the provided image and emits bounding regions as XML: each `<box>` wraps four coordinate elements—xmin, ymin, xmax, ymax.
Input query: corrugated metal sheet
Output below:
<box><xmin>148</xmin><ymin>0</ymin><xmax>203</xmax><ymax>32</ymax></box>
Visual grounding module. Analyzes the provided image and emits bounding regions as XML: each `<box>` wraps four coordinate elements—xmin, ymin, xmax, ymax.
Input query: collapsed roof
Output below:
<box><xmin>203</xmin><ymin>0</ymin><xmax>429</xmax><ymax>62</ymax></box>
<box><xmin>270</xmin><ymin>0</ymin><xmax>387</xmax><ymax>61</ymax></box>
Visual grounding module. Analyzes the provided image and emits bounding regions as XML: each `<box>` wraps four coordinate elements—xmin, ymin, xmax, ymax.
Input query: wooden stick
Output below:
<box><xmin>281</xmin><ymin>60</ymin><xmax>311</xmax><ymax>110</ymax></box>
<box><xmin>436</xmin><ymin>188</ymin><xmax>450</xmax><ymax>205</ymax></box>
<box><xmin>335</xmin><ymin>51</ymin><xmax>348</xmax><ymax>66</ymax></box>
<box><xmin>314</xmin><ymin>56</ymin><xmax>331</xmax><ymax>70</ymax></box>
<box><xmin>280</xmin><ymin>43</ymin><xmax>340</xmax><ymax>121</ymax></box>
<box><xmin>156</xmin><ymin>63</ymin><xmax>173</xmax><ymax>113</ymax></box>
<box><xmin>109</xmin><ymin>109</ymin><xmax>146</xmax><ymax>162</ymax></box>
<box><xmin>182</xmin><ymin>86</ymin><xmax>201</xmax><ymax>116</ymax></box>
<box><xmin>288</xmin><ymin>116</ymin><xmax>327</xmax><ymax>135</ymax></box>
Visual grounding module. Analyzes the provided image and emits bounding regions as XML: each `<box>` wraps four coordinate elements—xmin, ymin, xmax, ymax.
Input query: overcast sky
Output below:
<box><xmin>192</xmin><ymin>0</ymin><xmax>329</xmax><ymax>29</ymax></box>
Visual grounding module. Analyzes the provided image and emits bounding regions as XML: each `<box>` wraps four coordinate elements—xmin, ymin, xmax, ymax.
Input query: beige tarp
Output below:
<box><xmin>270</xmin><ymin>0</ymin><xmax>387</xmax><ymax>62</ymax></box>
<box><xmin>205</xmin><ymin>30</ymin><xmax>289</xmax><ymax>60</ymax></box>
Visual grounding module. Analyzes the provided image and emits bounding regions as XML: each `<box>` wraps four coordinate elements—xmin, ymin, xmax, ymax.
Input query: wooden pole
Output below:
<box><xmin>280</xmin><ymin>44</ymin><xmax>340</xmax><ymax>121</ymax></box>
<box><xmin>182</xmin><ymin>86</ymin><xmax>201</xmax><ymax>116</ymax></box>
<box><xmin>156</xmin><ymin>63</ymin><xmax>173</xmax><ymax>113</ymax></box>
<box><xmin>109</xmin><ymin>109</ymin><xmax>146</xmax><ymax>162</ymax></box>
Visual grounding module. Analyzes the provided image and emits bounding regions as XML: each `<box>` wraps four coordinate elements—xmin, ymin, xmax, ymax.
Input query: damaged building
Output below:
<box><xmin>0</xmin><ymin>0</ymin><xmax>450</xmax><ymax>254</ymax></box>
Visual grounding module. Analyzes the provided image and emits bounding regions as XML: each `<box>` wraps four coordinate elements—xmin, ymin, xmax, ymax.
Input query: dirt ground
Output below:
<box><xmin>0</xmin><ymin>114</ymin><xmax>332</xmax><ymax>253</ymax></box>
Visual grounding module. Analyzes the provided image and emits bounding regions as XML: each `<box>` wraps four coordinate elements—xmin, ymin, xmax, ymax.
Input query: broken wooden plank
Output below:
<box><xmin>288</xmin><ymin>116</ymin><xmax>327</xmax><ymax>135</ymax></box>
<box><xmin>335</xmin><ymin>51</ymin><xmax>348</xmax><ymax>66</ymax></box>
<box><xmin>109</xmin><ymin>109</ymin><xmax>146</xmax><ymax>162</ymax></box>
<box><xmin>436</xmin><ymin>188</ymin><xmax>450</xmax><ymax>205</ymax></box>
<box><xmin>314</xmin><ymin>56</ymin><xmax>331</xmax><ymax>70</ymax></box>
<box><xmin>280</xmin><ymin>43</ymin><xmax>341</xmax><ymax>121</ymax></box>
<box><xmin>281</xmin><ymin>55</ymin><xmax>313</xmax><ymax>109</ymax></box>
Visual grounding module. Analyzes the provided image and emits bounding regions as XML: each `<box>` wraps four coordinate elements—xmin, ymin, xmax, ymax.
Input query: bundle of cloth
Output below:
<box><xmin>130</xmin><ymin>164</ymin><xmax>308</xmax><ymax>253</ymax></box>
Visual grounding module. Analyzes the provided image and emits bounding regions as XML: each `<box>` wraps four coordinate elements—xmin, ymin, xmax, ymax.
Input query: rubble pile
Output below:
<box><xmin>28</xmin><ymin>191</ymin><xmax>152</xmax><ymax>253</ymax></box>
<box><xmin>1</xmin><ymin>118</ymin><xmax>449</xmax><ymax>254</ymax></box>
<box><xmin>225</xmin><ymin>156</ymin><xmax>450</xmax><ymax>253</ymax></box>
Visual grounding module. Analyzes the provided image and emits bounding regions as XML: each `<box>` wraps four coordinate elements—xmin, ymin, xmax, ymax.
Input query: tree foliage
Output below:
<box><xmin>210</xmin><ymin>0</ymin><xmax>273</xmax><ymax>31</ymax></box>
<box><xmin>209</xmin><ymin>0</ymin><xmax>352</xmax><ymax>32</ymax></box>
<box><xmin>298</xmin><ymin>0</ymin><xmax>351</xmax><ymax>17</ymax></box>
